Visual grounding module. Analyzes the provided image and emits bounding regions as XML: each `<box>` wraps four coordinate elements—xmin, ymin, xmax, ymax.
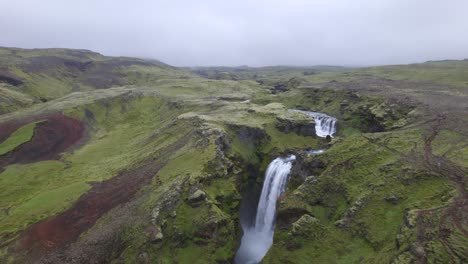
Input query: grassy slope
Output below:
<box><xmin>0</xmin><ymin>48</ymin><xmax>466</xmax><ymax>263</ymax></box>
<box><xmin>0</xmin><ymin>121</ymin><xmax>38</xmax><ymax>155</ymax></box>
<box><xmin>260</xmin><ymin>61</ymin><xmax>468</xmax><ymax>263</ymax></box>
<box><xmin>0</xmin><ymin>47</ymin><xmax>192</xmax><ymax>112</ymax></box>
<box><xmin>0</xmin><ymin>84</ymin><xmax>34</xmax><ymax>114</ymax></box>
<box><xmin>0</xmin><ymin>95</ymin><xmax>186</xmax><ymax>242</ymax></box>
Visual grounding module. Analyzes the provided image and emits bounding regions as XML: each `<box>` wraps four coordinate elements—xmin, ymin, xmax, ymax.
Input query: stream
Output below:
<box><xmin>235</xmin><ymin>110</ymin><xmax>337</xmax><ymax>263</ymax></box>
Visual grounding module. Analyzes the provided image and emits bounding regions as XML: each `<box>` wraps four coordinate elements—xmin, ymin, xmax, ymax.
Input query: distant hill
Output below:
<box><xmin>189</xmin><ymin>65</ymin><xmax>347</xmax><ymax>81</ymax></box>
<box><xmin>0</xmin><ymin>47</ymin><xmax>191</xmax><ymax>114</ymax></box>
<box><xmin>0</xmin><ymin>47</ymin><xmax>466</xmax><ymax>264</ymax></box>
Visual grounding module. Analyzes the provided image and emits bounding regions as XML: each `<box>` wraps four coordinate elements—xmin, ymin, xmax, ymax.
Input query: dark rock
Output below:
<box><xmin>227</xmin><ymin>123</ymin><xmax>269</xmax><ymax>148</ymax></box>
<box><xmin>385</xmin><ymin>194</ymin><xmax>401</xmax><ymax>204</ymax></box>
<box><xmin>138</xmin><ymin>252</ymin><xmax>150</xmax><ymax>264</ymax></box>
<box><xmin>271</xmin><ymin>78</ymin><xmax>302</xmax><ymax>94</ymax></box>
<box><xmin>187</xmin><ymin>189</ymin><xmax>207</xmax><ymax>207</ymax></box>
<box><xmin>290</xmin><ymin>155</ymin><xmax>326</xmax><ymax>180</ymax></box>
<box><xmin>410</xmin><ymin>243</ymin><xmax>426</xmax><ymax>258</ymax></box>
<box><xmin>272</xmin><ymin>83</ymin><xmax>288</xmax><ymax>94</ymax></box>
<box><xmin>334</xmin><ymin>219</ymin><xmax>347</xmax><ymax>228</ymax></box>
<box><xmin>276</xmin><ymin>208</ymin><xmax>310</xmax><ymax>230</ymax></box>
<box><xmin>275</xmin><ymin>117</ymin><xmax>315</xmax><ymax>136</ymax></box>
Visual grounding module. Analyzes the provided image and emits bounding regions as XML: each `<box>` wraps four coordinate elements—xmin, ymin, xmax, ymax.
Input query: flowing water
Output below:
<box><xmin>235</xmin><ymin>155</ymin><xmax>296</xmax><ymax>264</ymax></box>
<box><xmin>236</xmin><ymin>110</ymin><xmax>337</xmax><ymax>263</ymax></box>
<box><xmin>290</xmin><ymin>110</ymin><xmax>337</xmax><ymax>138</ymax></box>
<box><xmin>307</xmin><ymin>149</ymin><xmax>326</xmax><ymax>155</ymax></box>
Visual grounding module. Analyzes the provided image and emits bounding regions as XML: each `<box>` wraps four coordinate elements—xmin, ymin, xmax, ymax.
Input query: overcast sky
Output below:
<box><xmin>1</xmin><ymin>0</ymin><xmax>468</xmax><ymax>66</ymax></box>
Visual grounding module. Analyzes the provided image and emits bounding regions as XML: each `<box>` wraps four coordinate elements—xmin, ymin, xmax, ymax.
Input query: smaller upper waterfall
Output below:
<box><xmin>290</xmin><ymin>110</ymin><xmax>337</xmax><ymax>138</ymax></box>
<box><xmin>235</xmin><ymin>155</ymin><xmax>296</xmax><ymax>264</ymax></box>
<box><xmin>307</xmin><ymin>149</ymin><xmax>326</xmax><ymax>155</ymax></box>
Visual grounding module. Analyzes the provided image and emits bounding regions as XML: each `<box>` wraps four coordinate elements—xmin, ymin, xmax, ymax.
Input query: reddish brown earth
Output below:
<box><xmin>0</xmin><ymin>114</ymin><xmax>85</xmax><ymax>168</ymax></box>
<box><xmin>0</xmin><ymin>119</ymin><xmax>30</xmax><ymax>143</ymax></box>
<box><xmin>0</xmin><ymin>113</ymin><xmax>194</xmax><ymax>263</ymax></box>
<box><xmin>17</xmin><ymin>160</ymin><xmax>164</xmax><ymax>257</ymax></box>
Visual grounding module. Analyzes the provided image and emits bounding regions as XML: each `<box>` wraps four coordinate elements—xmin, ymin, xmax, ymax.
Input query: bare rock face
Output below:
<box><xmin>290</xmin><ymin>154</ymin><xmax>326</xmax><ymax>180</ymax></box>
<box><xmin>275</xmin><ymin>117</ymin><xmax>316</xmax><ymax>137</ymax></box>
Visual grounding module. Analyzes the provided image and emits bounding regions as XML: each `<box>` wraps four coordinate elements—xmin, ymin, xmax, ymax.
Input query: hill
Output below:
<box><xmin>0</xmin><ymin>48</ymin><xmax>466</xmax><ymax>264</ymax></box>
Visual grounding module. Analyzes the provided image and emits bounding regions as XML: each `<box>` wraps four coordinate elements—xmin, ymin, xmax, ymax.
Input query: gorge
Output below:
<box><xmin>0</xmin><ymin>48</ymin><xmax>466</xmax><ymax>264</ymax></box>
<box><xmin>236</xmin><ymin>111</ymin><xmax>338</xmax><ymax>264</ymax></box>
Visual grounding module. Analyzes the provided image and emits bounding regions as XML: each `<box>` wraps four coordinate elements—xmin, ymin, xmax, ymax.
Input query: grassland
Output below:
<box><xmin>0</xmin><ymin>47</ymin><xmax>466</xmax><ymax>263</ymax></box>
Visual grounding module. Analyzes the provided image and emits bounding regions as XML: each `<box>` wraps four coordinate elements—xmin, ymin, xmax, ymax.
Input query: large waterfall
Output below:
<box><xmin>290</xmin><ymin>110</ymin><xmax>337</xmax><ymax>138</ymax></box>
<box><xmin>235</xmin><ymin>155</ymin><xmax>296</xmax><ymax>264</ymax></box>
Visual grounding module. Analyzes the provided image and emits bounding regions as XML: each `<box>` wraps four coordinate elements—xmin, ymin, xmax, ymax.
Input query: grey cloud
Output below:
<box><xmin>1</xmin><ymin>0</ymin><xmax>467</xmax><ymax>66</ymax></box>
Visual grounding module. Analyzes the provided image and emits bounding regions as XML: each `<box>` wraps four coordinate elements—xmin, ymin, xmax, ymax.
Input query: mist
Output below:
<box><xmin>1</xmin><ymin>0</ymin><xmax>467</xmax><ymax>66</ymax></box>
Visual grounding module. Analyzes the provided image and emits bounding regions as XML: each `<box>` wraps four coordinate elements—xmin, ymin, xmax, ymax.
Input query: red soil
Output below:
<box><xmin>0</xmin><ymin>119</ymin><xmax>31</xmax><ymax>143</ymax></box>
<box><xmin>2</xmin><ymin>115</ymin><xmax>191</xmax><ymax>261</ymax></box>
<box><xmin>0</xmin><ymin>114</ymin><xmax>85</xmax><ymax>167</ymax></box>
<box><xmin>18</xmin><ymin>160</ymin><xmax>163</xmax><ymax>255</ymax></box>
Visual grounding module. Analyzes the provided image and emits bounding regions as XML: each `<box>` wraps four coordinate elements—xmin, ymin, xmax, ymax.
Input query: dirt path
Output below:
<box><xmin>415</xmin><ymin>115</ymin><xmax>467</xmax><ymax>264</ymax></box>
<box><xmin>362</xmin><ymin>114</ymin><xmax>467</xmax><ymax>263</ymax></box>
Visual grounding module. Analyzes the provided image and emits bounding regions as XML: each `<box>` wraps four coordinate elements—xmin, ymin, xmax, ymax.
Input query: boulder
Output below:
<box><xmin>385</xmin><ymin>194</ymin><xmax>401</xmax><ymax>204</ymax></box>
<box><xmin>146</xmin><ymin>225</ymin><xmax>164</xmax><ymax>243</ymax></box>
<box><xmin>187</xmin><ymin>189</ymin><xmax>206</xmax><ymax>206</ymax></box>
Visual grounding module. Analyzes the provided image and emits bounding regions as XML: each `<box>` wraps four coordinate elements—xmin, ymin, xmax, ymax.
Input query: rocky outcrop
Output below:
<box><xmin>187</xmin><ymin>189</ymin><xmax>207</xmax><ymax>207</ymax></box>
<box><xmin>335</xmin><ymin>197</ymin><xmax>367</xmax><ymax>228</ymax></box>
<box><xmin>290</xmin><ymin>214</ymin><xmax>325</xmax><ymax>239</ymax></box>
<box><xmin>271</xmin><ymin>78</ymin><xmax>302</xmax><ymax>94</ymax></box>
<box><xmin>227</xmin><ymin>124</ymin><xmax>269</xmax><ymax>147</ymax></box>
<box><xmin>275</xmin><ymin>117</ymin><xmax>315</xmax><ymax>136</ymax></box>
<box><xmin>290</xmin><ymin>154</ymin><xmax>326</xmax><ymax>180</ymax></box>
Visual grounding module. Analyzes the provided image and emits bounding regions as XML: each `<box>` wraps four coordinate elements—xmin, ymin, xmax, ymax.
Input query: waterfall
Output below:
<box><xmin>235</xmin><ymin>155</ymin><xmax>296</xmax><ymax>264</ymax></box>
<box><xmin>307</xmin><ymin>149</ymin><xmax>325</xmax><ymax>155</ymax></box>
<box><xmin>290</xmin><ymin>110</ymin><xmax>337</xmax><ymax>138</ymax></box>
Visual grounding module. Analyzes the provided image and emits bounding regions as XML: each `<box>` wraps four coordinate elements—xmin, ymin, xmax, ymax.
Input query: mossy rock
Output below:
<box><xmin>290</xmin><ymin>214</ymin><xmax>325</xmax><ymax>239</ymax></box>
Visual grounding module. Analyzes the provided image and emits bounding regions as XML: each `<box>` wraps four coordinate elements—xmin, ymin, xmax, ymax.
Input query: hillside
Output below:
<box><xmin>0</xmin><ymin>47</ymin><xmax>192</xmax><ymax>114</ymax></box>
<box><xmin>0</xmin><ymin>48</ymin><xmax>466</xmax><ymax>264</ymax></box>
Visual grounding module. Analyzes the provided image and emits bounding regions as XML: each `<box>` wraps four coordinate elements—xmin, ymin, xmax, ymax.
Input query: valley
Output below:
<box><xmin>0</xmin><ymin>47</ymin><xmax>466</xmax><ymax>263</ymax></box>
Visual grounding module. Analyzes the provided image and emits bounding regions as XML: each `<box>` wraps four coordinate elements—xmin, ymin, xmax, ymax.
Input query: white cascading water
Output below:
<box><xmin>235</xmin><ymin>155</ymin><xmax>296</xmax><ymax>264</ymax></box>
<box><xmin>290</xmin><ymin>110</ymin><xmax>337</xmax><ymax>138</ymax></box>
<box><xmin>307</xmin><ymin>149</ymin><xmax>325</xmax><ymax>155</ymax></box>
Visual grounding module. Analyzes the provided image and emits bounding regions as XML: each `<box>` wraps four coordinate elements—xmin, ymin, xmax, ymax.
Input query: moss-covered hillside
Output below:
<box><xmin>0</xmin><ymin>48</ymin><xmax>466</xmax><ymax>264</ymax></box>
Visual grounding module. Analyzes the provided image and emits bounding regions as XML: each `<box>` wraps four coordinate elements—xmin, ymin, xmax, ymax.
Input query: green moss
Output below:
<box><xmin>157</xmin><ymin>138</ymin><xmax>217</xmax><ymax>183</ymax></box>
<box><xmin>262</xmin><ymin>123</ymin><xmax>320</xmax><ymax>153</ymax></box>
<box><xmin>0</xmin><ymin>121</ymin><xmax>39</xmax><ymax>155</ymax></box>
<box><xmin>204</xmin><ymin>177</ymin><xmax>240</xmax><ymax>215</ymax></box>
<box><xmin>0</xmin><ymin>95</ymin><xmax>193</xmax><ymax>243</ymax></box>
<box><xmin>0</xmin><ymin>160</ymin><xmax>90</xmax><ymax>240</ymax></box>
<box><xmin>268</xmin><ymin>120</ymin><xmax>460</xmax><ymax>263</ymax></box>
<box><xmin>0</xmin><ymin>47</ymin><xmax>466</xmax><ymax>263</ymax></box>
<box><xmin>0</xmin><ymin>84</ymin><xmax>34</xmax><ymax>114</ymax></box>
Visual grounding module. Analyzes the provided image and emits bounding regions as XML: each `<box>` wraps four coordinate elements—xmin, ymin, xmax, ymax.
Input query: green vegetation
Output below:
<box><xmin>0</xmin><ymin>84</ymin><xmax>34</xmax><ymax>114</ymax></box>
<box><xmin>0</xmin><ymin>48</ymin><xmax>466</xmax><ymax>263</ymax></box>
<box><xmin>0</xmin><ymin>121</ymin><xmax>38</xmax><ymax>155</ymax></box>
